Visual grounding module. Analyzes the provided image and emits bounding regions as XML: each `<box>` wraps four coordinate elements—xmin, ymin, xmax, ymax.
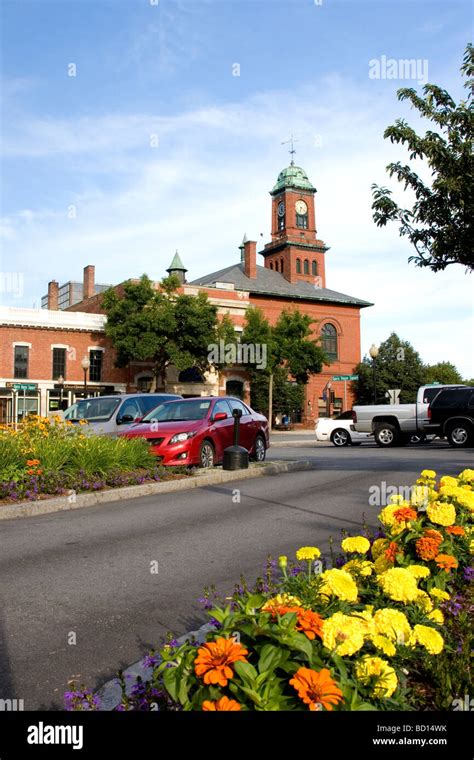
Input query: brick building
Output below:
<box><xmin>0</xmin><ymin>161</ymin><xmax>371</xmax><ymax>425</ymax></box>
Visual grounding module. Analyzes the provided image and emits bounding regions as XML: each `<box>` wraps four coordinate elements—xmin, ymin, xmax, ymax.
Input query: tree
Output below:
<box><xmin>353</xmin><ymin>333</ymin><xmax>426</xmax><ymax>404</ymax></box>
<box><xmin>371</xmin><ymin>43</ymin><xmax>473</xmax><ymax>272</ymax></box>
<box><xmin>241</xmin><ymin>307</ymin><xmax>327</xmax><ymax>421</ymax></box>
<box><xmin>424</xmin><ymin>361</ymin><xmax>463</xmax><ymax>385</ymax></box>
<box><xmin>102</xmin><ymin>275</ymin><xmax>235</xmax><ymax>388</ymax></box>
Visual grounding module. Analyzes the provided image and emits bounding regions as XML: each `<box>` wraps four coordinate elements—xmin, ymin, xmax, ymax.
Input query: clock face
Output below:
<box><xmin>277</xmin><ymin>201</ymin><xmax>285</xmax><ymax>217</ymax></box>
<box><xmin>295</xmin><ymin>200</ymin><xmax>308</xmax><ymax>215</ymax></box>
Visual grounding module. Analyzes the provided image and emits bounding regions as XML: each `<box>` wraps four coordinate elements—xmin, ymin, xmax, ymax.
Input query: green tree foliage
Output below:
<box><xmin>102</xmin><ymin>275</ymin><xmax>235</xmax><ymax>385</ymax></box>
<box><xmin>352</xmin><ymin>333</ymin><xmax>426</xmax><ymax>404</ymax></box>
<box><xmin>372</xmin><ymin>43</ymin><xmax>473</xmax><ymax>272</ymax></box>
<box><xmin>424</xmin><ymin>361</ymin><xmax>463</xmax><ymax>385</ymax></box>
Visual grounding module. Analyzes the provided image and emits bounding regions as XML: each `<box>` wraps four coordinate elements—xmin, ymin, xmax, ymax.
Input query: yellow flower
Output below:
<box><xmin>388</xmin><ymin>494</ymin><xmax>405</xmax><ymax>505</ymax></box>
<box><xmin>371</xmin><ymin>634</ymin><xmax>396</xmax><ymax>657</ymax></box>
<box><xmin>427</xmin><ymin>609</ymin><xmax>444</xmax><ymax>624</ymax></box>
<box><xmin>278</xmin><ymin>555</ymin><xmax>288</xmax><ymax>569</ymax></box>
<box><xmin>342</xmin><ymin>559</ymin><xmax>373</xmax><ymax>577</ymax></box>
<box><xmin>406</xmin><ymin>565</ymin><xmax>430</xmax><ymax>579</ymax></box>
<box><xmin>439</xmin><ymin>476</ymin><xmax>458</xmax><ymax>488</ymax></box>
<box><xmin>373</xmin><ymin>608</ymin><xmax>412</xmax><ymax>644</ymax></box>
<box><xmin>379</xmin><ymin>504</ymin><xmax>400</xmax><ymax>527</ymax></box>
<box><xmin>261</xmin><ymin>593</ymin><xmax>302</xmax><ymax>611</ymax></box>
<box><xmin>413</xmin><ymin>625</ymin><xmax>444</xmax><ymax>655</ymax></box>
<box><xmin>414</xmin><ymin>590</ymin><xmax>433</xmax><ymax>613</ymax></box>
<box><xmin>371</xmin><ymin>538</ymin><xmax>389</xmax><ymax>559</ymax></box>
<box><xmin>377</xmin><ymin>568</ymin><xmax>419</xmax><ymax>603</ymax></box>
<box><xmin>355</xmin><ymin>656</ymin><xmax>398</xmax><ymax>698</ymax></box>
<box><xmin>319</xmin><ymin>569</ymin><xmax>358</xmax><ymax>602</ymax></box>
<box><xmin>429</xmin><ymin>588</ymin><xmax>450</xmax><ymax>602</ymax></box>
<box><xmin>454</xmin><ymin>491</ymin><xmax>474</xmax><ymax>511</ymax></box>
<box><xmin>296</xmin><ymin>546</ymin><xmax>321</xmax><ymax>561</ymax></box>
<box><xmin>373</xmin><ymin>555</ymin><xmax>393</xmax><ymax>574</ymax></box>
<box><xmin>410</xmin><ymin>485</ymin><xmax>430</xmax><ymax>508</ymax></box>
<box><xmin>420</xmin><ymin>470</ymin><xmax>436</xmax><ymax>479</ymax></box>
<box><xmin>341</xmin><ymin>536</ymin><xmax>370</xmax><ymax>554</ymax></box>
<box><xmin>426</xmin><ymin>501</ymin><xmax>456</xmax><ymax>526</ymax></box>
<box><xmin>322</xmin><ymin>612</ymin><xmax>368</xmax><ymax>656</ymax></box>
<box><xmin>459</xmin><ymin>469</ymin><xmax>474</xmax><ymax>483</ymax></box>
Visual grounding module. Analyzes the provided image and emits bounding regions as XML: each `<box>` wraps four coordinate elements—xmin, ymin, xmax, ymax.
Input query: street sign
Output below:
<box><xmin>12</xmin><ymin>383</ymin><xmax>37</xmax><ymax>392</ymax></box>
<box><xmin>332</xmin><ymin>374</ymin><xmax>359</xmax><ymax>381</ymax></box>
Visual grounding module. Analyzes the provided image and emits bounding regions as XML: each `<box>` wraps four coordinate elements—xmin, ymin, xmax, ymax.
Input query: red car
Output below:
<box><xmin>121</xmin><ymin>396</ymin><xmax>270</xmax><ymax>467</ymax></box>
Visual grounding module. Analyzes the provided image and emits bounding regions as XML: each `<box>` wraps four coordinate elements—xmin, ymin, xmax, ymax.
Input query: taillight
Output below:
<box><xmin>351</xmin><ymin>410</ymin><xmax>357</xmax><ymax>422</ymax></box>
<box><xmin>428</xmin><ymin>407</ymin><xmax>432</xmax><ymax>420</ymax></box>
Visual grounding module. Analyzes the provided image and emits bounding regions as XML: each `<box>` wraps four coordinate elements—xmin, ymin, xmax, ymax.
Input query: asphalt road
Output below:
<box><xmin>0</xmin><ymin>442</ymin><xmax>471</xmax><ymax>710</ymax></box>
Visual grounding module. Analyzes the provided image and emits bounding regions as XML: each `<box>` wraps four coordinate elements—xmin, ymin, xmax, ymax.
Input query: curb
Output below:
<box><xmin>0</xmin><ymin>460</ymin><xmax>313</xmax><ymax>521</ymax></box>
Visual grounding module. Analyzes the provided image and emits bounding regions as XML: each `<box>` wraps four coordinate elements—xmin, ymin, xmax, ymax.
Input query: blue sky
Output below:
<box><xmin>1</xmin><ymin>0</ymin><xmax>473</xmax><ymax>375</ymax></box>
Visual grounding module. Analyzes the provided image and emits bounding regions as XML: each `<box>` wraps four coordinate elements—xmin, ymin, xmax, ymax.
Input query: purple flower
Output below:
<box><xmin>334</xmin><ymin>556</ymin><xmax>345</xmax><ymax>568</ymax></box>
<box><xmin>143</xmin><ymin>654</ymin><xmax>159</xmax><ymax>669</ymax></box>
<box><xmin>463</xmin><ymin>566</ymin><xmax>474</xmax><ymax>583</ymax></box>
<box><xmin>209</xmin><ymin>617</ymin><xmax>222</xmax><ymax>629</ymax></box>
<box><xmin>198</xmin><ymin>597</ymin><xmax>213</xmax><ymax>610</ymax></box>
<box><xmin>290</xmin><ymin>566</ymin><xmax>303</xmax><ymax>576</ymax></box>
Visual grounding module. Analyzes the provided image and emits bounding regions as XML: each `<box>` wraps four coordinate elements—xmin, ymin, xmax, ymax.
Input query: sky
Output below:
<box><xmin>1</xmin><ymin>0</ymin><xmax>473</xmax><ymax>376</ymax></box>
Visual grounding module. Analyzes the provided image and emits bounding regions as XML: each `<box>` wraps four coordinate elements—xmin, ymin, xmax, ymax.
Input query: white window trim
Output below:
<box><xmin>13</xmin><ymin>342</ymin><xmax>32</xmax><ymax>348</ymax></box>
<box><xmin>88</xmin><ymin>346</ymin><xmax>104</xmax><ymax>352</ymax></box>
<box><xmin>51</xmin><ymin>344</ymin><xmax>69</xmax><ymax>350</ymax></box>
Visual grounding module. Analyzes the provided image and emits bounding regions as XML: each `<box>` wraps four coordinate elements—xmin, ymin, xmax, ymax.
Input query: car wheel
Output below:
<box><xmin>252</xmin><ymin>434</ymin><xmax>266</xmax><ymax>461</ymax></box>
<box><xmin>374</xmin><ymin>423</ymin><xmax>401</xmax><ymax>447</ymax></box>
<box><xmin>331</xmin><ymin>428</ymin><xmax>351</xmax><ymax>447</ymax></box>
<box><xmin>446</xmin><ymin>423</ymin><xmax>473</xmax><ymax>448</ymax></box>
<box><xmin>199</xmin><ymin>440</ymin><xmax>215</xmax><ymax>467</ymax></box>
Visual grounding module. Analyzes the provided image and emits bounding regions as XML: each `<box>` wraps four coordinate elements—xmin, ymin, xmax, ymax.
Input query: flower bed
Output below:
<box><xmin>67</xmin><ymin>468</ymin><xmax>474</xmax><ymax>712</ymax></box>
<box><xmin>0</xmin><ymin>415</ymin><xmax>191</xmax><ymax>503</ymax></box>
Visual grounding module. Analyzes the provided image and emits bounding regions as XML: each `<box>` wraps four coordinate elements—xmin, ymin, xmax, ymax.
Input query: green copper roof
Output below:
<box><xmin>271</xmin><ymin>164</ymin><xmax>316</xmax><ymax>194</ymax></box>
<box><xmin>167</xmin><ymin>250</ymin><xmax>187</xmax><ymax>272</ymax></box>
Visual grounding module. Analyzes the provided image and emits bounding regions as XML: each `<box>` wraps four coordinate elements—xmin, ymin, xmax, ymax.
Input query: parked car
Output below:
<box><xmin>425</xmin><ymin>386</ymin><xmax>474</xmax><ymax>447</ymax></box>
<box><xmin>63</xmin><ymin>393</ymin><xmax>182</xmax><ymax>435</ymax></box>
<box><xmin>315</xmin><ymin>411</ymin><xmax>372</xmax><ymax>447</ymax></box>
<box><xmin>352</xmin><ymin>384</ymin><xmax>466</xmax><ymax>447</ymax></box>
<box><xmin>121</xmin><ymin>396</ymin><xmax>270</xmax><ymax>467</ymax></box>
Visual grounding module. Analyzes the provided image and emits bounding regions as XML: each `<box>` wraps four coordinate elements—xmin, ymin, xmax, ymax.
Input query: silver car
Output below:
<box><xmin>63</xmin><ymin>393</ymin><xmax>182</xmax><ymax>435</ymax></box>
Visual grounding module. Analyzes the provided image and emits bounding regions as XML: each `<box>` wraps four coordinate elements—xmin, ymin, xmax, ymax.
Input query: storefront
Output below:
<box><xmin>0</xmin><ymin>383</ymin><xmax>40</xmax><ymax>424</ymax></box>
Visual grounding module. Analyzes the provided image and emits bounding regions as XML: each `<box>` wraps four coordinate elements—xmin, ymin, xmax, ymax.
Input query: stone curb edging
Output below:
<box><xmin>97</xmin><ymin>622</ymin><xmax>214</xmax><ymax>711</ymax></box>
<box><xmin>0</xmin><ymin>460</ymin><xmax>313</xmax><ymax>520</ymax></box>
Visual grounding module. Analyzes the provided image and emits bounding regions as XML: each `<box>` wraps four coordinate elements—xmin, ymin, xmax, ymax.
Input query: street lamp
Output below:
<box><xmin>369</xmin><ymin>344</ymin><xmax>379</xmax><ymax>405</ymax></box>
<box><xmin>57</xmin><ymin>374</ymin><xmax>64</xmax><ymax>410</ymax></box>
<box><xmin>81</xmin><ymin>356</ymin><xmax>90</xmax><ymax>398</ymax></box>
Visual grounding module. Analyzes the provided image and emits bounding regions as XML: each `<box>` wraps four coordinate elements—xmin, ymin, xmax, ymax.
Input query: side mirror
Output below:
<box><xmin>213</xmin><ymin>411</ymin><xmax>228</xmax><ymax>421</ymax></box>
<box><xmin>117</xmin><ymin>414</ymin><xmax>135</xmax><ymax>424</ymax></box>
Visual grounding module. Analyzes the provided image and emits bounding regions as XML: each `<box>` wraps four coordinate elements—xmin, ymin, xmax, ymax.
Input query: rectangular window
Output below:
<box><xmin>296</xmin><ymin>214</ymin><xmax>308</xmax><ymax>229</ymax></box>
<box><xmin>89</xmin><ymin>350</ymin><xmax>103</xmax><ymax>383</ymax></box>
<box><xmin>14</xmin><ymin>346</ymin><xmax>29</xmax><ymax>378</ymax></box>
<box><xmin>52</xmin><ymin>347</ymin><xmax>66</xmax><ymax>380</ymax></box>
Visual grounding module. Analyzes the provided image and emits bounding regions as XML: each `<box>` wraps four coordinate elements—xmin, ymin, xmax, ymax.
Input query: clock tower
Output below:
<box><xmin>260</xmin><ymin>163</ymin><xmax>329</xmax><ymax>286</ymax></box>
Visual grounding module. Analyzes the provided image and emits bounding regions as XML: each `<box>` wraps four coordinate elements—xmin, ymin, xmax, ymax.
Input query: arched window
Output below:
<box><xmin>303</xmin><ymin>259</ymin><xmax>309</xmax><ymax>274</ymax></box>
<box><xmin>280</xmin><ymin>258</ymin><xmax>284</xmax><ymax>273</ymax></box>
<box><xmin>274</xmin><ymin>260</ymin><xmax>279</xmax><ymax>272</ymax></box>
<box><xmin>296</xmin><ymin>258</ymin><xmax>301</xmax><ymax>273</ymax></box>
<box><xmin>321</xmin><ymin>323</ymin><xmax>338</xmax><ymax>361</ymax></box>
<box><xmin>312</xmin><ymin>260</ymin><xmax>317</xmax><ymax>275</ymax></box>
<box><xmin>269</xmin><ymin>262</ymin><xmax>273</xmax><ymax>270</ymax></box>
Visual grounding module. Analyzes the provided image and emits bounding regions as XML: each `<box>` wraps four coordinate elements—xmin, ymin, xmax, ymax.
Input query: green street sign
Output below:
<box><xmin>12</xmin><ymin>383</ymin><xmax>37</xmax><ymax>392</ymax></box>
<box><xmin>332</xmin><ymin>374</ymin><xmax>358</xmax><ymax>381</ymax></box>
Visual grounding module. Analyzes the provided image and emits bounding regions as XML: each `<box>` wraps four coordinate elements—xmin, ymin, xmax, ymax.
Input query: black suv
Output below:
<box><xmin>426</xmin><ymin>387</ymin><xmax>474</xmax><ymax>447</ymax></box>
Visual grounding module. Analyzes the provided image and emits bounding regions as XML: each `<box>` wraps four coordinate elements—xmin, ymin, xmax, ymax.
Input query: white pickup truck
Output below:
<box><xmin>352</xmin><ymin>384</ymin><xmax>466</xmax><ymax>447</ymax></box>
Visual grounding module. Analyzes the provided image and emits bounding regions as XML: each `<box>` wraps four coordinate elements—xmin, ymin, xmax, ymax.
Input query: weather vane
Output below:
<box><xmin>281</xmin><ymin>134</ymin><xmax>299</xmax><ymax>165</ymax></box>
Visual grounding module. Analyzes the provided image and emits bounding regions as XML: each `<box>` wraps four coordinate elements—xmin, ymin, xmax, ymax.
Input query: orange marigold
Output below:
<box><xmin>384</xmin><ymin>542</ymin><xmax>400</xmax><ymax>563</ymax></box>
<box><xmin>26</xmin><ymin>459</ymin><xmax>40</xmax><ymax>466</ymax></box>
<box><xmin>266</xmin><ymin>604</ymin><xmax>324</xmax><ymax>641</ymax></box>
<box><xmin>416</xmin><ymin>530</ymin><xmax>443</xmax><ymax>561</ymax></box>
<box><xmin>290</xmin><ymin>667</ymin><xmax>343</xmax><ymax>711</ymax></box>
<box><xmin>393</xmin><ymin>507</ymin><xmax>418</xmax><ymax>524</ymax></box>
<box><xmin>202</xmin><ymin>696</ymin><xmax>242</xmax><ymax>711</ymax></box>
<box><xmin>446</xmin><ymin>526</ymin><xmax>466</xmax><ymax>536</ymax></box>
<box><xmin>194</xmin><ymin>638</ymin><xmax>249</xmax><ymax>687</ymax></box>
<box><xmin>424</xmin><ymin>529</ymin><xmax>444</xmax><ymax>543</ymax></box>
<box><xmin>435</xmin><ymin>554</ymin><xmax>458</xmax><ymax>573</ymax></box>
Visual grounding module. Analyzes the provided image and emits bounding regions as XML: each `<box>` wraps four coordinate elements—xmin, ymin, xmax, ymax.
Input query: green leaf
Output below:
<box><xmin>233</xmin><ymin>660</ymin><xmax>259</xmax><ymax>685</ymax></box>
<box><xmin>244</xmin><ymin>594</ymin><xmax>266</xmax><ymax>614</ymax></box>
<box><xmin>257</xmin><ymin>644</ymin><xmax>283</xmax><ymax>674</ymax></box>
<box><xmin>162</xmin><ymin>666</ymin><xmax>178</xmax><ymax>701</ymax></box>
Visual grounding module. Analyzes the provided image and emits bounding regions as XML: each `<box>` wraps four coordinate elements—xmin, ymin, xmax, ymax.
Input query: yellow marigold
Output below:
<box><xmin>261</xmin><ymin>593</ymin><xmax>302</xmax><ymax>611</ymax></box>
<box><xmin>470</xmin><ymin>539</ymin><xmax>474</xmax><ymax>554</ymax></box>
<box><xmin>373</xmin><ymin>608</ymin><xmax>412</xmax><ymax>644</ymax></box>
<box><xmin>427</xmin><ymin>609</ymin><xmax>444</xmax><ymax>624</ymax></box>
<box><xmin>439</xmin><ymin>476</ymin><xmax>458</xmax><ymax>488</ymax></box>
<box><xmin>341</xmin><ymin>536</ymin><xmax>370</xmax><ymax>554</ymax></box>
<box><xmin>459</xmin><ymin>469</ymin><xmax>474</xmax><ymax>483</ymax></box>
<box><xmin>296</xmin><ymin>546</ymin><xmax>321</xmax><ymax>561</ymax></box>
<box><xmin>406</xmin><ymin>565</ymin><xmax>430</xmax><ymax>579</ymax></box>
<box><xmin>454</xmin><ymin>491</ymin><xmax>474</xmax><ymax>511</ymax></box>
<box><xmin>322</xmin><ymin>612</ymin><xmax>367</xmax><ymax>656</ymax></box>
<box><xmin>355</xmin><ymin>656</ymin><xmax>398</xmax><ymax>698</ymax></box>
<box><xmin>410</xmin><ymin>485</ymin><xmax>430</xmax><ymax>508</ymax></box>
<box><xmin>342</xmin><ymin>559</ymin><xmax>373</xmax><ymax>578</ymax></box>
<box><xmin>429</xmin><ymin>588</ymin><xmax>450</xmax><ymax>602</ymax></box>
<box><xmin>373</xmin><ymin>555</ymin><xmax>393</xmax><ymax>574</ymax></box>
<box><xmin>371</xmin><ymin>538</ymin><xmax>389</xmax><ymax>559</ymax></box>
<box><xmin>426</xmin><ymin>501</ymin><xmax>456</xmax><ymax>527</ymax></box>
<box><xmin>379</xmin><ymin>504</ymin><xmax>400</xmax><ymax>527</ymax></box>
<box><xmin>414</xmin><ymin>590</ymin><xmax>433</xmax><ymax>613</ymax></box>
<box><xmin>420</xmin><ymin>470</ymin><xmax>436</xmax><ymax>479</ymax></box>
<box><xmin>388</xmin><ymin>494</ymin><xmax>405</xmax><ymax>505</ymax></box>
<box><xmin>319</xmin><ymin>569</ymin><xmax>358</xmax><ymax>602</ymax></box>
<box><xmin>378</xmin><ymin>568</ymin><xmax>419</xmax><ymax>603</ymax></box>
<box><xmin>370</xmin><ymin>634</ymin><xmax>396</xmax><ymax>657</ymax></box>
<box><xmin>413</xmin><ymin>625</ymin><xmax>444</xmax><ymax>655</ymax></box>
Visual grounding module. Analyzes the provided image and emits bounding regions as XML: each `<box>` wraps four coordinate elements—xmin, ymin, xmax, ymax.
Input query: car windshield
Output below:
<box><xmin>142</xmin><ymin>399</ymin><xmax>211</xmax><ymax>422</ymax></box>
<box><xmin>139</xmin><ymin>395</ymin><xmax>181</xmax><ymax>415</ymax></box>
<box><xmin>64</xmin><ymin>397</ymin><xmax>121</xmax><ymax>422</ymax></box>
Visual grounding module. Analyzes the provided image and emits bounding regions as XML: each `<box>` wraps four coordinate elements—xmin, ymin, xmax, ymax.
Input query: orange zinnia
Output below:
<box><xmin>446</xmin><ymin>526</ymin><xmax>465</xmax><ymax>536</ymax></box>
<box><xmin>202</xmin><ymin>696</ymin><xmax>242</xmax><ymax>711</ymax></box>
<box><xmin>393</xmin><ymin>507</ymin><xmax>418</xmax><ymax>524</ymax></box>
<box><xmin>384</xmin><ymin>541</ymin><xmax>400</xmax><ymax>563</ymax></box>
<box><xmin>290</xmin><ymin>667</ymin><xmax>343</xmax><ymax>711</ymax></box>
<box><xmin>194</xmin><ymin>638</ymin><xmax>248</xmax><ymax>687</ymax></box>
<box><xmin>266</xmin><ymin>604</ymin><xmax>324</xmax><ymax>641</ymax></box>
<box><xmin>435</xmin><ymin>554</ymin><xmax>458</xmax><ymax>573</ymax></box>
<box><xmin>26</xmin><ymin>459</ymin><xmax>40</xmax><ymax>466</ymax></box>
<box><xmin>424</xmin><ymin>529</ymin><xmax>444</xmax><ymax>543</ymax></box>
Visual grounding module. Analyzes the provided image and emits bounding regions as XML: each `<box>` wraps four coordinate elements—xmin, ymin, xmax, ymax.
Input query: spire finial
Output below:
<box><xmin>281</xmin><ymin>134</ymin><xmax>298</xmax><ymax>165</ymax></box>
